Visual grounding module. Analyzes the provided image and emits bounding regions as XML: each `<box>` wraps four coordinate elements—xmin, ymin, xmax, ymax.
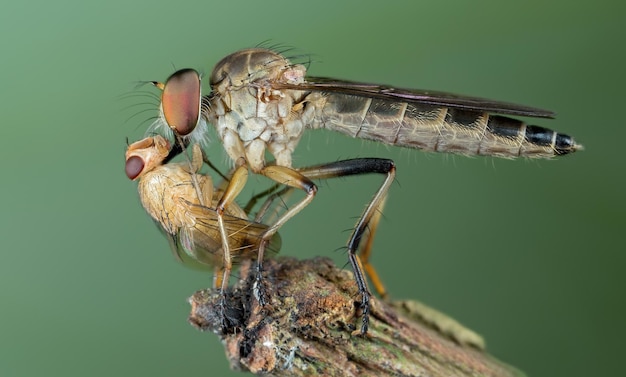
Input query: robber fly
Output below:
<box><xmin>125</xmin><ymin>135</ymin><xmax>281</xmax><ymax>292</ymax></box>
<box><xmin>145</xmin><ymin>48</ymin><xmax>582</xmax><ymax>334</ymax></box>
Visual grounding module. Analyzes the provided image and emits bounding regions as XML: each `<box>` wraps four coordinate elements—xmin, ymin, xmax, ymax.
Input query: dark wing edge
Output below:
<box><xmin>274</xmin><ymin>77</ymin><xmax>555</xmax><ymax>119</ymax></box>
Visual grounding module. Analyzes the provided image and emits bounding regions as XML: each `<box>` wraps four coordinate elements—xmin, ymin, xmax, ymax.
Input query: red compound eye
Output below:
<box><xmin>162</xmin><ymin>69</ymin><xmax>201</xmax><ymax>136</ymax></box>
<box><xmin>125</xmin><ymin>155</ymin><xmax>145</xmax><ymax>180</ymax></box>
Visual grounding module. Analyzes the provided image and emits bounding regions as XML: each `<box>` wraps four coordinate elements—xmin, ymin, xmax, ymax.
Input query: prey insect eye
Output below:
<box><xmin>125</xmin><ymin>155</ymin><xmax>145</xmax><ymax>180</ymax></box>
<box><xmin>162</xmin><ymin>68</ymin><xmax>201</xmax><ymax>136</ymax></box>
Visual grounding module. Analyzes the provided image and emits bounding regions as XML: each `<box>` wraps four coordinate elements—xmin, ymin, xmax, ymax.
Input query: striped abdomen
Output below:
<box><xmin>308</xmin><ymin>93</ymin><xmax>581</xmax><ymax>158</ymax></box>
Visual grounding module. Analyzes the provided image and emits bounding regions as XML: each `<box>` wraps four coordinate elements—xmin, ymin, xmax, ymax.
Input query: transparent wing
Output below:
<box><xmin>273</xmin><ymin>76</ymin><xmax>555</xmax><ymax>118</ymax></box>
<box><xmin>151</xmin><ymin>221</ymin><xmax>214</xmax><ymax>270</ymax></box>
<box><xmin>176</xmin><ymin>200</ymin><xmax>281</xmax><ymax>268</ymax></box>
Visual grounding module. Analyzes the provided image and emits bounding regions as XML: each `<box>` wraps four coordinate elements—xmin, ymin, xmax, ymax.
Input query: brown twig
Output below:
<box><xmin>188</xmin><ymin>257</ymin><xmax>524</xmax><ymax>377</ymax></box>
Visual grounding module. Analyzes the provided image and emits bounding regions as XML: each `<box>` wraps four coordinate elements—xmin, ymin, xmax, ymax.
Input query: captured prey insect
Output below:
<box><xmin>125</xmin><ymin>135</ymin><xmax>282</xmax><ymax>294</ymax></box>
<box><xmin>146</xmin><ymin>48</ymin><xmax>583</xmax><ymax>335</ymax></box>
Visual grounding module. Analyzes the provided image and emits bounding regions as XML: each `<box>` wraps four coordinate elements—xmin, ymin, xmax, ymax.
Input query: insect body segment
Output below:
<box><xmin>205</xmin><ymin>48</ymin><xmax>581</xmax><ymax>172</ymax></box>
<box><xmin>208</xmin><ymin>48</ymin><xmax>309</xmax><ymax>172</ymax></box>
<box><xmin>305</xmin><ymin>94</ymin><xmax>580</xmax><ymax>158</ymax></box>
<box><xmin>139</xmin><ymin>47</ymin><xmax>582</xmax><ymax>335</ymax></box>
<box><xmin>125</xmin><ymin>135</ymin><xmax>281</xmax><ymax>289</ymax></box>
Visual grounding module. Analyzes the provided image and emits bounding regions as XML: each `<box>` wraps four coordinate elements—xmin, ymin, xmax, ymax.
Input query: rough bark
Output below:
<box><xmin>188</xmin><ymin>257</ymin><xmax>524</xmax><ymax>377</ymax></box>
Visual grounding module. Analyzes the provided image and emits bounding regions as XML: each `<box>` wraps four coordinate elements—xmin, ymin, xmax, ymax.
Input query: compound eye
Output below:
<box><xmin>162</xmin><ymin>69</ymin><xmax>201</xmax><ymax>136</ymax></box>
<box><xmin>125</xmin><ymin>155</ymin><xmax>145</xmax><ymax>180</ymax></box>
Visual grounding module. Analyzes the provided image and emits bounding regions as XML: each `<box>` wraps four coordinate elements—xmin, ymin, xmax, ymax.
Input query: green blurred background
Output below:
<box><xmin>1</xmin><ymin>1</ymin><xmax>623</xmax><ymax>376</ymax></box>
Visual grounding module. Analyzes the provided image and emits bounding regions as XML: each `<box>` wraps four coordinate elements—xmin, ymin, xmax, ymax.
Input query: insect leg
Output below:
<box><xmin>252</xmin><ymin>166</ymin><xmax>318</xmax><ymax>304</ymax></box>
<box><xmin>212</xmin><ymin>267</ymin><xmax>226</xmax><ymax>290</ymax></box>
<box><xmin>296</xmin><ymin>158</ymin><xmax>396</xmax><ymax>335</ymax></box>
<box><xmin>242</xmin><ymin>183</ymin><xmax>286</xmax><ymax>216</ymax></box>
<box><xmin>252</xmin><ymin>186</ymin><xmax>293</xmax><ymax>224</ymax></box>
<box><xmin>214</xmin><ymin>165</ymin><xmax>250</xmax><ymax>293</ymax></box>
<box><xmin>357</xmin><ymin>193</ymin><xmax>388</xmax><ymax>299</ymax></box>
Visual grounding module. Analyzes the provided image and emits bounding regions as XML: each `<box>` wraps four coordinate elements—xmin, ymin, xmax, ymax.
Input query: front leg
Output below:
<box><xmin>215</xmin><ymin>165</ymin><xmax>250</xmax><ymax>294</ymax></box>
